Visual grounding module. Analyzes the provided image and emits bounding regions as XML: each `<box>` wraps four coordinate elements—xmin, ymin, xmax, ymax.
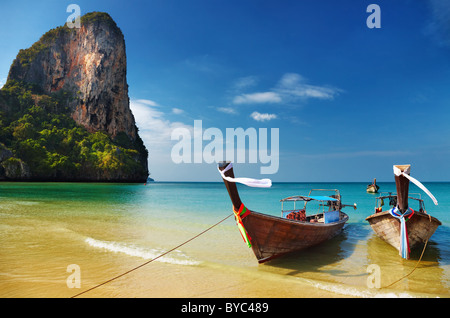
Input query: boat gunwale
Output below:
<box><xmin>365</xmin><ymin>209</ymin><xmax>441</xmax><ymax>225</ymax></box>
<box><xmin>375</xmin><ymin>192</ymin><xmax>425</xmax><ymax>203</ymax></box>
<box><xmin>249</xmin><ymin>209</ymin><xmax>349</xmax><ymax>228</ymax></box>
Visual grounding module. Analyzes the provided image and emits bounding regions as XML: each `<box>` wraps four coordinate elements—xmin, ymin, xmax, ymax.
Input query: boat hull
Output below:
<box><xmin>243</xmin><ymin>211</ymin><xmax>349</xmax><ymax>263</ymax></box>
<box><xmin>366</xmin><ymin>185</ymin><xmax>379</xmax><ymax>193</ymax></box>
<box><xmin>365</xmin><ymin>210</ymin><xmax>441</xmax><ymax>253</ymax></box>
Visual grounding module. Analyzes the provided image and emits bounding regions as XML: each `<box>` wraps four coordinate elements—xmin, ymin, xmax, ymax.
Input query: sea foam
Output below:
<box><xmin>303</xmin><ymin>278</ymin><xmax>423</xmax><ymax>298</ymax></box>
<box><xmin>85</xmin><ymin>237</ymin><xmax>200</xmax><ymax>266</ymax></box>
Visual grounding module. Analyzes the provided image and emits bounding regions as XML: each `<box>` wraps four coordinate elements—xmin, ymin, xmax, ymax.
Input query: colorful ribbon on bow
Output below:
<box><xmin>389</xmin><ymin>207</ymin><xmax>414</xmax><ymax>259</ymax></box>
<box><xmin>233</xmin><ymin>203</ymin><xmax>252</xmax><ymax>248</ymax></box>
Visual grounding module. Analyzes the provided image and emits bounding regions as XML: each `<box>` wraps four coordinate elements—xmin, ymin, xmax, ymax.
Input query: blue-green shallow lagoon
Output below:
<box><xmin>1</xmin><ymin>181</ymin><xmax>449</xmax><ymax>297</ymax></box>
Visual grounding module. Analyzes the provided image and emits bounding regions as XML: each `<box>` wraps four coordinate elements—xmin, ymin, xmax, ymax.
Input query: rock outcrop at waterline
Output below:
<box><xmin>0</xmin><ymin>12</ymin><xmax>148</xmax><ymax>182</ymax></box>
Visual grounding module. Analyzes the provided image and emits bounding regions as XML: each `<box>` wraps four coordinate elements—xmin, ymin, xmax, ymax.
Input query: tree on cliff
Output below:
<box><xmin>0</xmin><ymin>12</ymin><xmax>148</xmax><ymax>182</ymax></box>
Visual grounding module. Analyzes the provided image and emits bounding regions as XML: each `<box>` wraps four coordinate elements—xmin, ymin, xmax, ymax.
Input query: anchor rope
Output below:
<box><xmin>383</xmin><ymin>199</ymin><xmax>433</xmax><ymax>289</ymax></box>
<box><xmin>383</xmin><ymin>238</ymin><xmax>429</xmax><ymax>289</ymax></box>
<box><xmin>71</xmin><ymin>213</ymin><xmax>233</xmax><ymax>298</ymax></box>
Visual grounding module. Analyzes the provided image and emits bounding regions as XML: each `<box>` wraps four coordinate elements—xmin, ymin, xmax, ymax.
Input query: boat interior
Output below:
<box><xmin>280</xmin><ymin>189</ymin><xmax>343</xmax><ymax>224</ymax></box>
<box><xmin>374</xmin><ymin>192</ymin><xmax>426</xmax><ymax>213</ymax></box>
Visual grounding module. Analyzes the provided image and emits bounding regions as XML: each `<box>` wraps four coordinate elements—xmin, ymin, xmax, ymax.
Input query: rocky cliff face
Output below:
<box><xmin>0</xmin><ymin>12</ymin><xmax>148</xmax><ymax>182</ymax></box>
<box><xmin>8</xmin><ymin>12</ymin><xmax>136</xmax><ymax>141</ymax></box>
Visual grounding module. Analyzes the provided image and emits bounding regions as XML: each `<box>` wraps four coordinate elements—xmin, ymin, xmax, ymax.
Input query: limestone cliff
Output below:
<box><xmin>0</xmin><ymin>12</ymin><xmax>148</xmax><ymax>182</ymax></box>
<box><xmin>8</xmin><ymin>12</ymin><xmax>136</xmax><ymax>141</ymax></box>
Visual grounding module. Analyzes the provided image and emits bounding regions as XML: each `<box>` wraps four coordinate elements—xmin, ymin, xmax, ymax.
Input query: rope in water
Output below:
<box><xmin>382</xmin><ymin>238</ymin><xmax>429</xmax><ymax>289</ymax></box>
<box><xmin>71</xmin><ymin>213</ymin><xmax>233</xmax><ymax>298</ymax></box>
<box><xmin>382</xmin><ymin>206</ymin><xmax>434</xmax><ymax>289</ymax></box>
<box><xmin>70</xmin><ymin>208</ymin><xmax>431</xmax><ymax>296</ymax></box>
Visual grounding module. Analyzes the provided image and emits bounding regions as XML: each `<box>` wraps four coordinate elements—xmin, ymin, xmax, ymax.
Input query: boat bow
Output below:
<box><xmin>366</xmin><ymin>164</ymin><xmax>440</xmax><ymax>259</ymax></box>
<box><xmin>218</xmin><ymin>162</ymin><xmax>350</xmax><ymax>263</ymax></box>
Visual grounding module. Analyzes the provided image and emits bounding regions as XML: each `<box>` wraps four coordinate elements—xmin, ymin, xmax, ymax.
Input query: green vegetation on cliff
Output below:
<box><xmin>0</xmin><ymin>80</ymin><xmax>148</xmax><ymax>181</ymax></box>
<box><xmin>16</xmin><ymin>26</ymin><xmax>70</xmax><ymax>68</ymax></box>
<box><xmin>15</xmin><ymin>12</ymin><xmax>118</xmax><ymax>69</ymax></box>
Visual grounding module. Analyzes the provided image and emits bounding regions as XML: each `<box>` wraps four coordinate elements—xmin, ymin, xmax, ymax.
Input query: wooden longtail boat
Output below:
<box><xmin>218</xmin><ymin>162</ymin><xmax>356</xmax><ymax>263</ymax></box>
<box><xmin>366</xmin><ymin>178</ymin><xmax>379</xmax><ymax>193</ymax></box>
<box><xmin>366</xmin><ymin>165</ymin><xmax>441</xmax><ymax>259</ymax></box>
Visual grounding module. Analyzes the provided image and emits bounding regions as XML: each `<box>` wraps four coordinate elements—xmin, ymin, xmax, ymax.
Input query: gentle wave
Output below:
<box><xmin>302</xmin><ymin>277</ymin><xmax>437</xmax><ymax>298</ymax></box>
<box><xmin>85</xmin><ymin>237</ymin><xmax>200</xmax><ymax>266</ymax></box>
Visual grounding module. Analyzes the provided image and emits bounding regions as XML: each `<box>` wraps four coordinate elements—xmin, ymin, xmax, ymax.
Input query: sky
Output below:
<box><xmin>1</xmin><ymin>0</ymin><xmax>450</xmax><ymax>182</ymax></box>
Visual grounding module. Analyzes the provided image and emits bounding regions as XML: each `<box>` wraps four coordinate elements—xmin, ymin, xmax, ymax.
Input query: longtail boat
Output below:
<box><xmin>366</xmin><ymin>164</ymin><xmax>441</xmax><ymax>259</ymax></box>
<box><xmin>218</xmin><ymin>162</ymin><xmax>356</xmax><ymax>263</ymax></box>
<box><xmin>366</xmin><ymin>178</ymin><xmax>379</xmax><ymax>193</ymax></box>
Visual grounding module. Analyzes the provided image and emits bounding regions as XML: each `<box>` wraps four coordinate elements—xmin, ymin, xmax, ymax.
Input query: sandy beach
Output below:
<box><xmin>1</xmin><ymin>182</ymin><xmax>449</xmax><ymax>299</ymax></box>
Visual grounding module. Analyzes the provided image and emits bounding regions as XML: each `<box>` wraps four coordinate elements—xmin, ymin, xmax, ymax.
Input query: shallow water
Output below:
<box><xmin>0</xmin><ymin>181</ymin><xmax>449</xmax><ymax>298</ymax></box>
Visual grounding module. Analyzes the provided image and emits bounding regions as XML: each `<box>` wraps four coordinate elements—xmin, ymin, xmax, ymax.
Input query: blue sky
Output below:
<box><xmin>1</xmin><ymin>0</ymin><xmax>450</xmax><ymax>182</ymax></box>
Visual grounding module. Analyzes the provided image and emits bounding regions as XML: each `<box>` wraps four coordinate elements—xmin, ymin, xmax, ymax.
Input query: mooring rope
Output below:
<box><xmin>71</xmin><ymin>213</ymin><xmax>233</xmax><ymax>298</ymax></box>
<box><xmin>382</xmin><ymin>206</ymin><xmax>434</xmax><ymax>289</ymax></box>
<box><xmin>382</xmin><ymin>238</ymin><xmax>429</xmax><ymax>289</ymax></box>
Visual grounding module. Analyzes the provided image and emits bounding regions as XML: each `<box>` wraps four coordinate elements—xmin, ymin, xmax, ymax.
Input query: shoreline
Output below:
<box><xmin>68</xmin><ymin>261</ymin><xmax>353</xmax><ymax>299</ymax></box>
<box><xmin>1</xmin><ymin>182</ymin><xmax>448</xmax><ymax>299</ymax></box>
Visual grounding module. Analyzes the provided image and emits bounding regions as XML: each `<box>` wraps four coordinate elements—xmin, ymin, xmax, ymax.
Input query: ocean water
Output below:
<box><xmin>0</xmin><ymin>181</ymin><xmax>449</xmax><ymax>298</ymax></box>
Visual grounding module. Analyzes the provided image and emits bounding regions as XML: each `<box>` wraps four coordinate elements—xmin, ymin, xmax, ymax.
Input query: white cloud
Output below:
<box><xmin>172</xmin><ymin>108</ymin><xmax>184</xmax><ymax>114</ymax></box>
<box><xmin>250</xmin><ymin>111</ymin><xmax>277</xmax><ymax>122</ymax></box>
<box><xmin>130</xmin><ymin>99</ymin><xmax>193</xmax><ymax>150</ymax></box>
<box><xmin>277</xmin><ymin>73</ymin><xmax>309</xmax><ymax>89</ymax></box>
<box><xmin>233</xmin><ymin>92</ymin><xmax>282</xmax><ymax>104</ymax></box>
<box><xmin>0</xmin><ymin>77</ymin><xmax>6</xmax><ymax>89</ymax></box>
<box><xmin>134</xmin><ymin>99</ymin><xmax>159</xmax><ymax>107</ymax></box>
<box><xmin>231</xmin><ymin>73</ymin><xmax>341</xmax><ymax>105</ymax></box>
<box><xmin>233</xmin><ymin>76</ymin><xmax>258</xmax><ymax>90</ymax></box>
<box><xmin>217</xmin><ymin>107</ymin><xmax>238</xmax><ymax>115</ymax></box>
<box><xmin>275</xmin><ymin>73</ymin><xmax>341</xmax><ymax>100</ymax></box>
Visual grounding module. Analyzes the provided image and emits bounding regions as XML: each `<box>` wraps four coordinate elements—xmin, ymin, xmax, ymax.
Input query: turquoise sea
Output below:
<box><xmin>0</xmin><ymin>180</ymin><xmax>449</xmax><ymax>298</ymax></box>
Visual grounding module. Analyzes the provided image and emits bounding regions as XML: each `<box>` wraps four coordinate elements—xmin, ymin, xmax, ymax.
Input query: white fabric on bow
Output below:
<box><xmin>393</xmin><ymin>165</ymin><xmax>438</xmax><ymax>205</ymax></box>
<box><xmin>218</xmin><ymin>163</ymin><xmax>272</xmax><ymax>188</ymax></box>
<box><xmin>389</xmin><ymin>206</ymin><xmax>414</xmax><ymax>259</ymax></box>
